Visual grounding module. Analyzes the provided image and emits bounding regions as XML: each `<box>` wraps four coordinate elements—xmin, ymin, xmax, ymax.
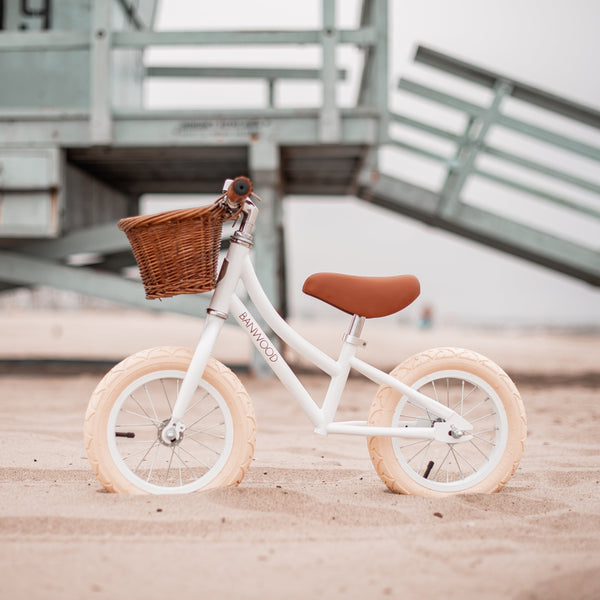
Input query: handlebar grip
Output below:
<box><xmin>226</xmin><ymin>176</ymin><xmax>253</xmax><ymax>204</ymax></box>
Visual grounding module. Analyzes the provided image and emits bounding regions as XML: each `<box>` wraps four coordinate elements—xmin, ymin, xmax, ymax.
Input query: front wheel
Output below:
<box><xmin>84</xmin><ymin>347</ymin><xmax>256</xmax><ymax>494</ymax></box>
<box><xmin>367</xmin><ymin>347</ymin><xmax>526</xmax><ymax>496</ymax></box>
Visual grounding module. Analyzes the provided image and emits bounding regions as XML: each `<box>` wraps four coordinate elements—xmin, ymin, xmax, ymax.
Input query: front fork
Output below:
<box><xmin>161</xmin><ymin>199</ymin><xmax>256</xmax><ymax>444</ymax></box>
<box><xmin>160</xmin><ymin>313</ymin><xmax>225</xmax><ymax>444</ymax></box>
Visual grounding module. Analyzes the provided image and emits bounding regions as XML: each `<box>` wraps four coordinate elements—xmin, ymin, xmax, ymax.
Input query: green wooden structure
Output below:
<box><xmin>0</xmin><ymin>0</ymin><xmax>598</xmax><ymax>321</ymax></box>
<box><xmin>364</xmin><ymin>45</ymin><xmax>600</xmax><ymax>286</ymax></box>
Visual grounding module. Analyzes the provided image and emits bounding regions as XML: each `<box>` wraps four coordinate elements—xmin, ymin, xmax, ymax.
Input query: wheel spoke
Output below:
<box><xmin>186</xmin><ymin>436</ymin><xmax>222</xmax><ymax>455</ymax></box>
<box><xmin>163</xmin><ymin>447</ymin><xmax>176</xmax><ymax>486</ymax></box>
<box><xmin>416</xmin><ymin>440</ymin><xmax>434</xmax><ymax>476</ymax></box>
<box><xmin>450</xmin><ymin>445</ymin><xmax>465</xmax><ymax>480</ymax></box>
<box><xmin>461</xmin><ymin>396</ymin><xmax>489</xmax><ymax>418</ymax></box>
<box><xmin>408</xmin><ymin>399</ymin><xmax>435</xmax><ymax>423</ymax></box>
<box><xmin>120</xmin><ymin>441</ymin><xmax>158</xmax><ymax>464</ymax></box>
<box><xmin>468</xmin><ymin>438</ymin><xmax>493</xmax><ymax>460</ymax></box>
<box><xmin>129</xmin><ymin>440</ymin><xmax>159</xmax><ymax>473</ymax></box>
<box><xmin>430</xmin><ymin>447</ymin><xmax>452</xmax><ymax>482</ymax></box>
<box><xmin>187</xmin><ymin>405</ymin><xmax>220</xmax><ymax>429</ymax></box>
<box><xmin>398</xmin><ymin>438</ymin><xmax>432</xmax><ymax>450</ymax></box>
<box><xmin>160</xmin><ymin>378</ymin><xmax>173</xmax><ymax>412</ymax></box>
<box><xmin>473</xmin><ymin>427</ymin><xmax>497</xmax><ymax>436</ymax></box>
<box><xmin>119</xmin><ymin>407</ymin><xmax>160</xmax><ymax>425</ymax></box>
<box><xmin>186</xmin><ymin>421</ymin><xmax>225</xmax><ymax>438</ymax></box>
<box><xmin>146</xmin><ymin>441</ymin><xmax>161</xmax><ymax>482</ymax></box>
<box><xmin>185</xmin><ymin>427</ymin><xmax>225</xmax><ymax>440</ymax></box>
<box><xmin>447</xmin><ymin>384</ymin><xmax>479</xmax><ymax>414</ymax></box>
<box><xmin>452</xmin><ymin>445</ymin><xmax>478</xmax><ymax>474</ymax></box>
<box><xmin>184</xmin><ymin>391</ymin><xmax>210</xmax><ymax>416</ymax></box>
<box><xmin>174</xmin><ymin>448</ymin><xmax>199</xmax><ymax>481</ymax></box>
<box><xmin>176</xmin><ymin>443</ymin><xmax>212</xmax><ymax>470</ymax></box>
<box><xmin>406</xmin><ymin>439</ymin><xmax>433</xmax><ymax>465</ymax></box>
<box><xmin>144</xmin><ymin>384</ymin><xmax>160</xmax><ymax>422</ymax></box>
<box><xmin>470</xmin><ymin>432</ymin><xmax>496</xmax><ymax>447</ymax></box>
<box><xmin>430</xmin><ymin>380</ymin><xmax>439</xmax><ymax>403</ymax></box>
<box><xmin>470</xmin><ymin>410</ymin><xmax>497</xmax><ymax>424</ymax></box>
<box><xmin>128</xmin><ymin>392</ymin><xmax>156</xmax><ymax>423</ymax></box>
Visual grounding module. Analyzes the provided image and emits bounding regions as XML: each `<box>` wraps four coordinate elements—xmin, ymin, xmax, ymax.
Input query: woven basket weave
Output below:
<box><xmin>119</xmin><ymin>199</ymin><xmax>238</xmax><ymax>299</ymax></box>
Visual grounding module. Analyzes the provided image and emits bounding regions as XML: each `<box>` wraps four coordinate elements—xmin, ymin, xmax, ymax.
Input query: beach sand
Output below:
<box><xmin>0</xmin><ymin>309</ymin><xmax>598</xmax><ymax>599</ymax></box>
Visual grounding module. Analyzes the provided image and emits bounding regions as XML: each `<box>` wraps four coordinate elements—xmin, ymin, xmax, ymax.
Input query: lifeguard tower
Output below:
<box><xmin>0</xmin><ymin>0</ymin><xmax>598</xmax><ymax>320</ymax></box>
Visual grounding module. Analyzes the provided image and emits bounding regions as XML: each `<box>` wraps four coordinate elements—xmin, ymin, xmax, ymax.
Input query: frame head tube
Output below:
<box><xmin>231</xmin><ymin>199</ymin><xmax>259</xmax><ymax>248</ymax></box>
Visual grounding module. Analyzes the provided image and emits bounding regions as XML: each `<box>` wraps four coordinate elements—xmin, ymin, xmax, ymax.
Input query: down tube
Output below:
<box><xmin>230</xmin><ymin>295</ymin><xmax>324</xmax><ymax>429</ymax></box>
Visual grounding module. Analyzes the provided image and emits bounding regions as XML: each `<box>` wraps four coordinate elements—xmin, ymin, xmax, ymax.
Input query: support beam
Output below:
<box><xmin>112</xmin><ymin>29</ymin><xmax>376</xmax><ymax>48</ymax></box>
<box><xmin>390</xmin><ymin>110</ymin><xmax>600</xmax><ymax>201</ymax></box>
<box><xmin>357</xmin><ymin>0</ymin><xmax>388</xmax><ymax>141</ymax></box>
<box><xmin>0</xmin><ymin>250</ymin><xmax>209</xmax><ymax>316</ymax></box>
<box><xmin>358</xmin><ymin>174</ymin><xmax>600</xmax><ymax>286</ymax></box>
<box><xmin>320</xmin><ymin>0</ymin><xmax>340</xmax><ymax>142</ymax></box>
<box><xmin>414</xmin><ymin>45</ymin><xmax>600</xmax><ymax>129</ymax></box>
<box><xmin>398</xmin><ymin>78</ymin><xmax>600</xmax><ymax>161</ymax></box>
<box><xmin>17</xmin><ymin>222</ymin><xmax>129</xmax><ymax>259</ymax></box>
<box><xmin>249</xmin><ymin>139</ymin><xmax>283</xmax><ymax>310</ymax></box>
<box><xmin>440</xmin><ymin>81</ymin><xmax>512</xmax><ymax>216</ymax></box>
<box><xmin>90</xmin><ymin>0</ymin><xmax>112</xmax><ymax>145</ymax></box>
<box><xmin>249</xmin><ymin>139</ymin><xmax>284</xmax><ymax>375</ymax></box>
<box><xmin>0</xmin><ymin>31</ymin><xmax>89</xmax><ymax>51</ymax></box>
<box><xmin>146</xmin><ymin>66</ymin><xmax>347</xmax><ymax>80</ymax></box>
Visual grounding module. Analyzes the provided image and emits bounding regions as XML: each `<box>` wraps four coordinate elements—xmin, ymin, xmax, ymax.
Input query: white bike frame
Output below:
<box><xmin>162</xmin><ymin>197</ymin><xmax>472</xmax><ymax>445</ymax></box>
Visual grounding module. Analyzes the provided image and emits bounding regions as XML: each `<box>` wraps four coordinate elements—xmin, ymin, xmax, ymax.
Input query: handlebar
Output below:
<box><xmin>226</xmin><ymin>176</ymin><xmax>253</xmax><ymax>205</ymax></box>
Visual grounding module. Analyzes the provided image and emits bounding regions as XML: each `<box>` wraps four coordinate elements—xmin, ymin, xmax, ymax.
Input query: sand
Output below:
<box><xmin>0</xmin><ymin>309</ymin><xmax>599</xmax><ymax>599</ymax></box>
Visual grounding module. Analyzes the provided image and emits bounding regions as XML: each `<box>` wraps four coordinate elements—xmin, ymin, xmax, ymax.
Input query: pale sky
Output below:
<box><xmin>145</xmin><ymin>0</ymin><xmax>600</xmax><ymax>327</ymax></box>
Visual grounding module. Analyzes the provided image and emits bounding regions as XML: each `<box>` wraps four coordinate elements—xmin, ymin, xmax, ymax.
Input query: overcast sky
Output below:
<box><xmin>145</xmin><ymin>0</ymin><xmax>600</xmax><ymax>327</ymax></box>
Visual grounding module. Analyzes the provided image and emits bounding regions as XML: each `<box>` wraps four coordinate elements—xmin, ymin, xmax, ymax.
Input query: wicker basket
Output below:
<box><xmin>119</xmin><ymin>199</ymin><xmax>238</xmax><ymax>299</ymax></box>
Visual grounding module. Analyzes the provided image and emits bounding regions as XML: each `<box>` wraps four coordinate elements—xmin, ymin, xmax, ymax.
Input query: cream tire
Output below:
<box><xmin>84</xmin><ymin>347</ymin><xmax>256</xmax><ymax>494</ymax></box>
<box><xmin>367</xmin><ymin>347</ymin><xmax>526</xmax><ymax>496</ymax></box>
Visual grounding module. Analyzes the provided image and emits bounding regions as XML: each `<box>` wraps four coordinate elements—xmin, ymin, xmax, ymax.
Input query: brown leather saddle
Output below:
<box><xmin>302</xmin><ymin>272</ymin><xmax>420</xmax><ymax>319</ymax></box>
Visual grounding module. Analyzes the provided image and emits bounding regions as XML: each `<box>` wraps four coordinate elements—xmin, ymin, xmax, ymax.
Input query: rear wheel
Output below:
<box><xmin>367</xmin><ymin>347</ymin><xmax>526</xmax><ymax>496</ymax></box>
<box><xmin>84</xmin><ymin>347</ymin><xmax>256</xmax><ymax>494</ymax></box>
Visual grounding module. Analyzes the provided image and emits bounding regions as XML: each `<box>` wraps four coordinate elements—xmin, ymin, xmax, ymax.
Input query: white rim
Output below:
<box><xmin>107</xmin><ymin>369</ymin><xmax>234</xmax><ymax>494</ymax></box>
<box><xmin>391</xmin><ymin>369</ymin><xmax>508</xmax><ymax>492</ymax></box>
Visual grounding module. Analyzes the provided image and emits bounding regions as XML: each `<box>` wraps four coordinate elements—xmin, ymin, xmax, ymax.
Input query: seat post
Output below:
<box><xmin>344</xmin><ymin>315</ymin><xmax>366</xmax><ymax>347</ymax></box>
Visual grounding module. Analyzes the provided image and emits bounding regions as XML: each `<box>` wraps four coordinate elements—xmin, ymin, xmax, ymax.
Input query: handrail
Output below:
<box><xmin>112</xmin><ymin>28</ymin><xmax>377</xmax><ymax>47</ymax></box>
<box><xmin>0</xmin><ymin>0</ymin><xmax>388</xmax><ymax>145</ymax></box>
<box><xmin>392</xmin><ymin>48</ymin><xmax>600</xmax><ymax>227</ymax></box>
<box><xmin>144</xmin><ymin>66</ymin><xmax>348</xmax><ymax>81</ymax></box>
<box><xmin>0</xmin><ymin>31</ymin><xmax>89</xmax><ymax>51</ymax></box>
<box><xmin>414</xmin><ymin>45</ymin><xmax>600</xmax><ymax>129</ymax></box>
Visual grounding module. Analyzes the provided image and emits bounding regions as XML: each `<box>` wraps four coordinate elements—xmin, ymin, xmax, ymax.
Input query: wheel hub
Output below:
<box><xmin>432</xmin><ymin>420</ymin><xmax>472</xmax><ymax>443</ymax></box>
<box><xmin>158</xmin><ymin>419</ymin><xmax>184</xmax><ymax>446</ymax></box>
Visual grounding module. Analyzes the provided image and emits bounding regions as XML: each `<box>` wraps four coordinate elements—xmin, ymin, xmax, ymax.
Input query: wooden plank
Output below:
<box><xmin>146</xmin><ymin>66</ymin><xmax>347</xmax><ymax>80</ymax></box>
<box><xmin>112</xmin><ymin>28</ymin><xmax>376</xmax><ymax>48</ymax></box>
<box><xmin>0</xmin><ymin>250</ymin><xmax>209</xmax><ymax>315</ymax></box>
<box><xmin>89</xmin><ymin>0</ymin><xmax>112</xmax><ymax>144</ymax></box>
<box><xmin>415</xmin><ymin>45</ymin><xmax>600</xmax><ymax>128</ymax></box>
<box><xmin>0</xmin><ymin>31</ymin><xmax>89</xmax><ymax>51</ymax></box>
<box><xmin>358</xmin><ymin>174</ymin><xmax>600</xmax><ymax>286</ymax></box>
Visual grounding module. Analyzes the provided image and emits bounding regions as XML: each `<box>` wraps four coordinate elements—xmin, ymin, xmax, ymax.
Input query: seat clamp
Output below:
<box><xmin>344</xmin><ymin>333</ymin><xmax>367</xmax><ymax>347</ymax></box>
